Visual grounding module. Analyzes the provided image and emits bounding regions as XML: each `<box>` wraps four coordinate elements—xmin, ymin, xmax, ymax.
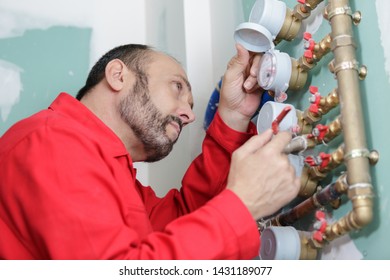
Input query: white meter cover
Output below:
<box><xmin>260</xmin><ymin>226</ymin><xmax>301</xmax><ymax>260</ymax></box>
<box><xmin>258</xmin><ymin>50</ymin><xmax>292</xmax><ymax>102</ymax></box>
<box><xmin>234</xmin><ymin>22</ymin><xmax>274</xmax><ymax>53</ymax></box>
<box><xmin>256</xmin><ymin>101</ymin><xmax>297</xmax><ymax>134</ymax></box>
<box><xmin>249</xmin><ymin>0</ymin><xmax>287</xmax><ymax>38</ymax></box>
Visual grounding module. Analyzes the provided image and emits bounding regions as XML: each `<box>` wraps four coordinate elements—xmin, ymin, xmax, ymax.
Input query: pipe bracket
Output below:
<box><xmin>333</xmin><ymin>59</ymin><xmax>359</xmax><ymax>75</ymax></box>
<box><xmin>348</xmin><ymin>194</ymin><xmax>374</xmax><ymax>202</ymax></box>
<box><xmin>344</xmin><ymin>148</ymin><xmax>370</xmax><ymax>161</ymax></box>
<box><xmin>348</xmin><ymin>182</ymin><xmax>373</xmax><ymax>190</ymax></box>
<box><xmin>327</xmin><ymin>5</ymin><xmax>352</xmax><ymax>20</ymax></box>
<box><xmin>331</xmin><ymin>35</ymin><xmax>356</xmax><ymax>51</ymax></box>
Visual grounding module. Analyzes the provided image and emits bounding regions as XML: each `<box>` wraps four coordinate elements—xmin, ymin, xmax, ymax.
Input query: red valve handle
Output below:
<box><xmin>313</xmin><ymin>210</ymin><xmax>327</xmax><ymax>242</ymax></box>
<box><xmin>309</xmin><ymin>86</ymin><xmax>318</xmax><ymax>94</ymax></box>
<box><xmin>308</xmin><ymin>86</ymin><xmax>321</xmax><ymax>114</ymax></box>
<box><xmin>272</xmin><ymin>106</ymin><xmax>292</xmax><ymax>134</ymax></box>
<box><xmin>303</xmin><ymin>32</ymin><xmax>312</xmax><ymax>41</ymax></box>
<box><xmin>315</xmin><ymin>210</ymin><xmax>326</xmax><ymax>220</ymax></box>
<box><xmin>304</xmin><ymin>156</ymin><xmax>317</xmax><ymax>167</ymax></box>
<box><xmin>303</xmin><ymin>32</ymin><xmax>315</xmax><ymax>59</ymax></box>
<box><xmin>304</xmin><ymin>50</ymin><xmax>313</xmax><ymax>59</ymax></box>
<box><xmin>313</xmin><ymin>124</ymin><xmax>329</xmax><ymax>140</ymax></box>
<box><xmin>313</xmin><ymin>231</ymin><xmax>323</xmax><ymax>242</ymax></box>
<box><xmin>319</xmin><ymin>152</ymin><xmax>331</xmax><ymax>169</ymax></box>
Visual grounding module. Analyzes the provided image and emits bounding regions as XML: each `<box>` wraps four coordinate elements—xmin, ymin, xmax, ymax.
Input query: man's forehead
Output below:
<box><xmin>151</xmin><ymin>51</ymin><xmax>184</xmax><ymax>69</ymax></box>
<box><xmin>149</xmin><ymin>53</ymin><xmax>190</xmax><ymax>84</ymax></box>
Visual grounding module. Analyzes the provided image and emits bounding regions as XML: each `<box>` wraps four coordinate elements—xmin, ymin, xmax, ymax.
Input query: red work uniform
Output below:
<box><xmin>0</xmin><ymin>93</ymin><xmax>260</xmax><ymax>259</ymax></box>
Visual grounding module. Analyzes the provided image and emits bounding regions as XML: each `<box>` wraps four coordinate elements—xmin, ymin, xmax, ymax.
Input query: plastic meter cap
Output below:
<box><xmin>234</xmin><ymin>22</ymin><xmax>274</xmax><ymax>53</ymax></box>
<box><xmin>260</xmin><ymin>226</ymin><xmax>301</xmax><ymax>260</ymax></box>
<box><xmin>249</xmin><ymin>0</ymin><xmax>287</xmax><ymax>38</ymax></box>
<box><xmin>256</xmin><ymin>101</ymin><xmax>297</xmax><ymax>134</ymax></box>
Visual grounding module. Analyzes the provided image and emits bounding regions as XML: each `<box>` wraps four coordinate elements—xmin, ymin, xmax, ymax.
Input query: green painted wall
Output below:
<box><xmin>0</xmin><ymin>26</ymin><xmax>91</xmax><ymax>135</ymax></box>
<box><xmin>241</xmin><ymin>0</ymin><xmax>389</xmax><ymax>259</ymax></box>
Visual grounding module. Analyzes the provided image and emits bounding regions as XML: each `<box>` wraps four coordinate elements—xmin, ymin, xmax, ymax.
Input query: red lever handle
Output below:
<box><xmin>272</xmin><ymin>106</ymin><xmax>292</xmax><ymax>134</ymax></box>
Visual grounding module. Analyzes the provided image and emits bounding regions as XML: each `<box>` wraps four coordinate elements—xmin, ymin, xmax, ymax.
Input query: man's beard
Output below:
<box><xmin>118</xmin><ymin>80</ymin><xmax>182</xmax><ymax>162</ymax></box>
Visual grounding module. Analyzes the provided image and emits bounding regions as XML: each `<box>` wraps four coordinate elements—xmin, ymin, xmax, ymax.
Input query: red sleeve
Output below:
<box><xmin>141</xmin><ymin>111</ymin><xmax>260</xmax><ymax>258</ymax></box>
<box><xmin>0</xmin><ymin>112</ymin><xmax>259</xmax><ymax>260</ymax></box>
<box><xmin>146</xmin><ymin>189</ymin><xmax>260</xmax><ymax>259</ymax></box>
<box><xmin>144</xmin><ymin>111</ymin><xmax>258</xmax><ymax>221</ymax></box>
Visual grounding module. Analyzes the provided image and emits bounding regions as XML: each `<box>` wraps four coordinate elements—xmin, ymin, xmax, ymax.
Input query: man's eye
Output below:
<box><xmin>176</xmin><ymin>82</ymin><xmax>183</xmax><ymax>91</ymax></box>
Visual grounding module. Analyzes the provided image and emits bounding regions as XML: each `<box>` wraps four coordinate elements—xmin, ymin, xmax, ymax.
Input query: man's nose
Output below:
<box><xmin>178</xmin><ymin>104</ymin><xmax>196</xmax><ymax>126</ymax></box>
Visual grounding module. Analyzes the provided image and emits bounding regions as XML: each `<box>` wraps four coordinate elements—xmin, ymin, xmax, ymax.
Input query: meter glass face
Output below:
<box><xmin>258</xmin><ymin>52</ymin><xmax>276</xmax><ymax>89</ymax></box>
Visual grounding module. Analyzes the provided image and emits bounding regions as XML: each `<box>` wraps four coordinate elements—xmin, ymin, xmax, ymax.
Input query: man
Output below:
<box><xmin>0</xmin><ymin>44</ymin><xmax>299</xmax><ymax>259</ymax></box>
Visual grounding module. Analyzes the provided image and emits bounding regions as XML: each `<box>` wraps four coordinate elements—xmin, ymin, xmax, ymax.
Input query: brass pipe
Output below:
<box><xmin>293</xmin><ymin>0</ymin><xmax>325</xmax><ymax>21</ymax></box>
<box><xmin>277</xmin><ymin>8</ymin><xmax>301</xmax><ymax>42</ymax></box>
<box><xmin>296</xmin><ymin>110</ymin><xmax>314</xmax><ymax>135</ymax></box>
<box><xmin>323</xmin><ymin>115</ymin><xmax>342</xmax><ymax>143</ymax></box>
<box><xmin>266</xmin><ymin>0</ymin><xmax>375</xmax><ymax>255</ymax></box>
<box><xmin>299</xmin><ymin>234</ymin><xmax>319</xmax><ymax>259</ymax></box>
<box><xmin>289</xmin><ymin>59</ymin><xmax>309</xmax><ymax>91</ymax></box>
<box><xmin>319</xmin><ymin>88</ymin><xmax>339</xmax><ymax>115</ymax></box>
<box><xmin>277</xmin><ymin>0</ymin><xmax>325</xmax><ymax>42</ymax></box>
<box><xmin>299</xmin><ymin>165</ymin><xmax>319</xmax><ymax>196</ymax></box>
<box><xmin>303</xmin><ymin>118</ymin><xmax>340</xmax><ymax>144</ymax></box>
<box><xmin>313</xmin><ymin>33</ymin><xmax>332</xmax><ymax>61</ymax></box>
<box><xmin>299</xmin><ymin>33</ymin><xmax>332</xmax><ymax>71</ymax></box>
<box><xmin>299</xmin><ymin>116</ymin><xmax>342</xmax><ymax>146</ymax></box>
<box><xmin>271</xmin><ymin>175</ymin><xmax>347</xmax><ymax>226</ymax></box>
<box><xmin>322</xmin><ymin>0</ymin><xmax>373</xmax><ymax>241</ymax></box>
<box><xmin>299</xmin><ymin>144</ymin><xmax>344</xmax><ymax>197</ymax></box>
<box><xmin>302</xmin><ymin>88</ymin><xmax>339</xmax><ymax>124</ymax></box>
<box><xmin>317</xmin><ymin>144</ymin><xmax>344</xmax><ymax>173</ymax></box>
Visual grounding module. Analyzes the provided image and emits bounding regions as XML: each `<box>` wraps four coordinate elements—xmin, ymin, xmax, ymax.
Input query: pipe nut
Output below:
<box><xmin>359</xmin><ymin>65</ymin><xmax>368</xmax><ymax>80</ymax></box>
<box><xmin>352</xmin><ymin>11</ymin><xmax>362</xmax><ymax>25</ymax></box>
<box><xmin>369</xmin><ymin>150</ymin><xmax>380</xmax><ymax>165</ymax></box>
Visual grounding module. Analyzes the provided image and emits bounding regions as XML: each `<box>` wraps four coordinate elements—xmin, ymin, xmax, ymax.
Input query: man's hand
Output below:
<box><xmin>218</xmin><ymin>44</ymin><xmax>263</xmax><ymax>132</ymax></box>
<box><xmin>226</xmin><ymin>129</ymin><xmax>300</xmax><ymax>220</ymax></box>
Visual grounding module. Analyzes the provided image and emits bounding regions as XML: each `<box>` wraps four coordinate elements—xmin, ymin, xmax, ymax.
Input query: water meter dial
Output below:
<box><xmin>258</xmin><ymin>50</ymin><xmax>292</xmax><ymax>102</ymax></box>
<box><xmin>258</xmin><ymin>52</ymin><xmax>276</xmax><ymax>89</ymax></box>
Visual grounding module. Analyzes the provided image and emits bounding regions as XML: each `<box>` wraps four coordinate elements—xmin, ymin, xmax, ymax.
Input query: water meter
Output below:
<box><xmin>234</xmin><ymin>19</ymin><xmax>307</xmax><ymax>101</ymax></box>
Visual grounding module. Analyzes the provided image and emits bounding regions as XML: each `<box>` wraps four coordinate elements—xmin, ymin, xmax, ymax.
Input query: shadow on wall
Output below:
<box><xmin>0</xmin><ymin>26</ymin><xmax>91</xmax><ymax>135</ymax></box>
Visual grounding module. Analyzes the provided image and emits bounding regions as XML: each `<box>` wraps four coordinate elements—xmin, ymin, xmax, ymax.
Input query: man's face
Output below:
<box><xmin>119</xmin><ymin>52</ymin><xmax>195</xmax><ymax>162</ymax></box>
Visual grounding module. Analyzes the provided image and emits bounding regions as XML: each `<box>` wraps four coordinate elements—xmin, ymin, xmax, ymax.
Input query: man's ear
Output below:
<box><xmin>105</xmin><ymin>59</ymin><xmax>128</xmax><ymax>92</ymax></box>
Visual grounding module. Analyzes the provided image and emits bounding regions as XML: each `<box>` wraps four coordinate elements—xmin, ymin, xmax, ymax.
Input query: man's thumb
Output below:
<box><xmin>236</xmin><ymin>128</ymin><xmax>273</xmax><ymax>155</ymax></box>
<box><xmin>227</xmin><ymin>44</ymin><xmax>250</xmax><ymax>75</ymax></box>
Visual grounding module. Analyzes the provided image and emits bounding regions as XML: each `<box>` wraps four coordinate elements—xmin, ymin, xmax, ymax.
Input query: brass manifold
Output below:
<box><xmin>306</xmin><ymin>0</ymin><xmax>376</xmax><ymax>254</ymax></box>
<box><xmin>269</xmin><ymin>0</ymin><xmax>378</xmax><ymax>259</ymax></box>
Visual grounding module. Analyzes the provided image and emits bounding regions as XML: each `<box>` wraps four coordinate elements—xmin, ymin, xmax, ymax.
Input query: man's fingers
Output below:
<box><xmin>227</xmin><ymin>44</ymin><xmax>250</xmax><ymax>76</ymax></box>
<box><xmin>249</xmin><ymin>54</ymin><xmax>261</xmax><ymax>77</ymax></box>
<box><xmin>236</xmin><ymin>129</ymin><xmax>273</xmax><ymax>155</ymax></box>
<box><xmin>264</xmin><ymin>131</ymin><xmax>293</xmax><ymax>152</ymax></box>
<box><xmin>243</xmin><ymin>53</ymin><xmax>261</xmax><ymax>91</ymax></box>
<box><xmin>243</xmin><ymin>75</ymin><xmax>258</xmax><ymax>91</ymax></box>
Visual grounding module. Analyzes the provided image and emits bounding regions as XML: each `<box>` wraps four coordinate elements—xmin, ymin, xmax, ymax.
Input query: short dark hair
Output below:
<box><xmin>76</xmin><ymin>44</ymin><xmax>154</xmax><ymax>100</ymax></box>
